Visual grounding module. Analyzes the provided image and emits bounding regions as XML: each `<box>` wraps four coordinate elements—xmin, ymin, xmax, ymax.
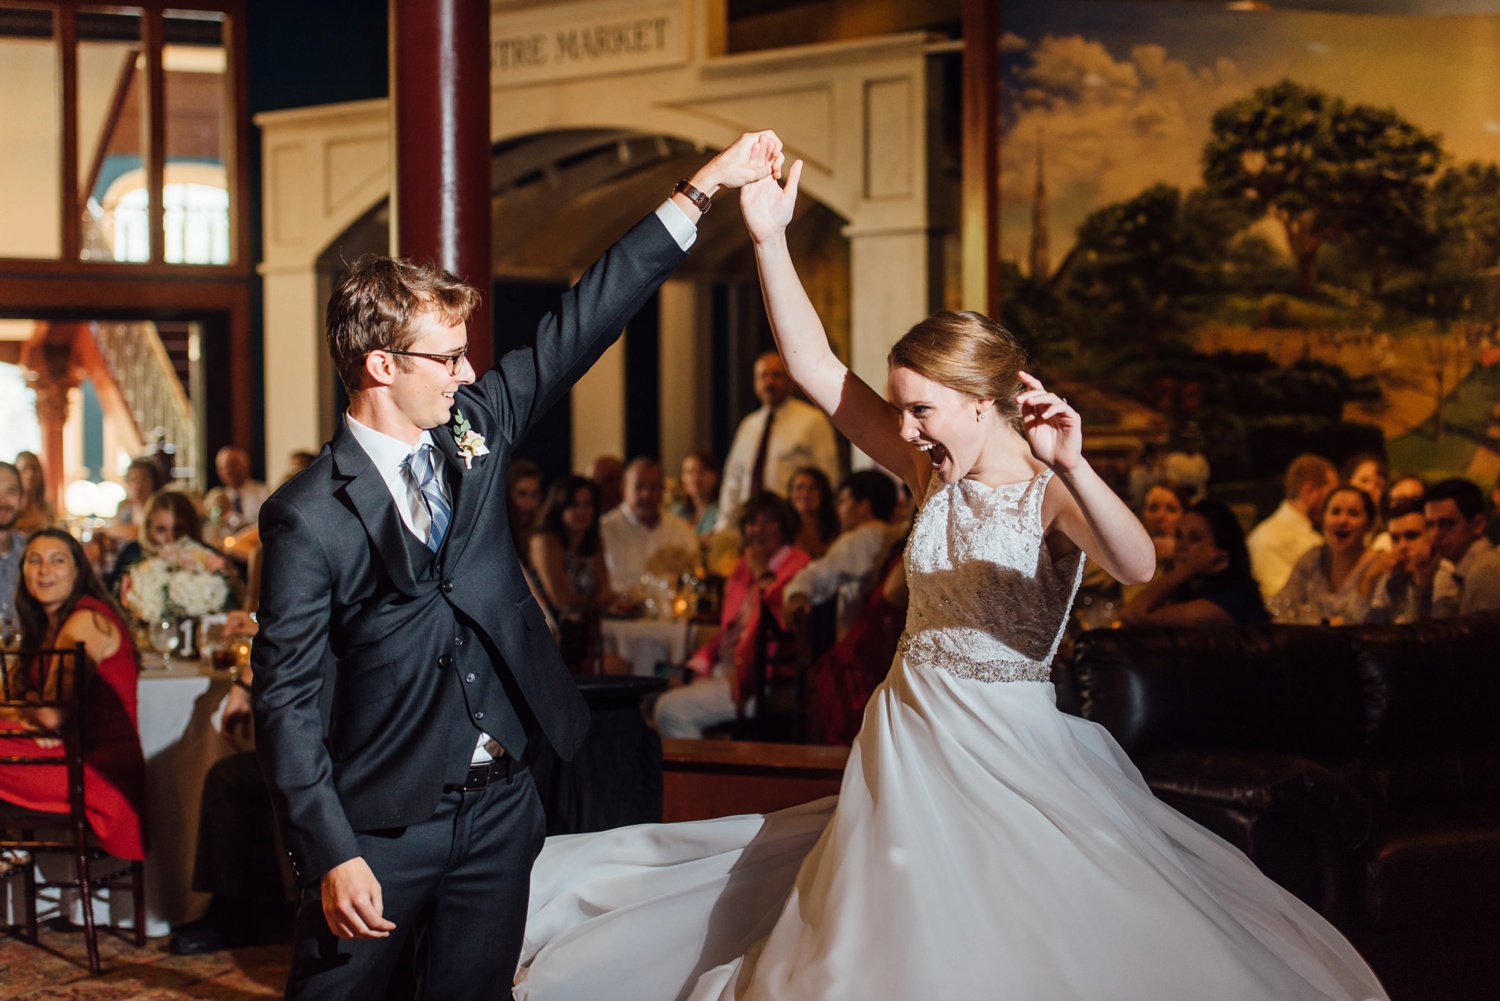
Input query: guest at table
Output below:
<box><xmin>0</xmin><ymin>462</ymin><xmax>25</xmax><ymax>642</ymax></box>
<box><xmin>1139</xmin><ymin>480</ymin><xmax>1189</xmax><ymax>563</ymax></box>
<box><xmin>1119</xmin><ymin>500</ymin><xmax>1269</xmax><ymax>628</ymax></box>
<box><xmin>1426</xmin><ymin>477</ymin><xmax>1500</xmax><ymax>617</ymax></box>
<box><xmin>654</xmin><ymin>492</ymin><xmax>810</xmax><ymax>738</ymax></box>
<box><xmin>783</xmin><ymin>470</ymin><xmax>899</xmax><ymax>643</ymax></box>
<box><xmin>168</xmin><ymin>610</ymin><xmax>294</xmax><ymax>955</ymax></box>
<box><xmin>203</xmin><ymin>446</ymin><xmax>270</xmax><ymax>552</ymax></box>
<box><xmin>599</xmin><ymin>458</ymin><xmax>699</xmax><ymax>600</ymax></box>
<box><xmin>1366</xmin><ymin>499</ymin><xmax>1456</xmax><ymax>624</ymax></box>
<box><xmin>530</xmin><ymin>476</ymin><xmax>611</xmax><ymax>621</ymax></box>
<box><xmin>1246</xmin><ymin>453</ymin><xmax>1337</xmax><ymax>600</ymax></box>
<box><xmin>671</xmin><ymin>451</ymin><xmax>721</xmax><ymax>539</ymax></box>
<box><xmin>1342</xmin><ymin>452</ymin><xmax>1389</xmax><ymax>519</ymax></box>
<box><xmin>13</xmin><ymin>450</ymin><xmax>56</xmax><ymax>535</ymax></box>
<box><xmin>0</xmin><ymin>529</ymin><xmax>146</xmax><ymax>865</ymax></box>
<box><xmin>1272</xmin><ymin>485</ymin><xmax>1384</xmax><ymax>625</ymax></box>
<box><xmin>590</xmin><ymin>454</ymin><xmax>625</xmax><ymax>516</ymax></box>
<box><xmin>1371</xmin><ymin>474</ymin><xmax>1425</xmax><ymax>552</ymax></box>
<box><xmin>106</xmin><ymin>489</ymin><xmax>203</xmax><ymax>594</ymax></box>
<box><xmin>102</xmin><ymin>458</ymin><xmax>166</xmax><ymax>542</ymax></box>
<box><xmin>507</xmin><ymin>459</ymin><xmax>544</xmax><ymax>563</ymax></box>
<box><xmin>787</xmin><ymin>466</ymin><xmax>838</xmax><ymax>560</ymax></box>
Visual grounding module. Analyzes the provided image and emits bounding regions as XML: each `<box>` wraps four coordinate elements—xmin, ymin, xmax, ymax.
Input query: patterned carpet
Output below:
<box><xmin>0</xmin><ymin>926</ymin><xmax>288</xmax><ymax>1000</ymax></box>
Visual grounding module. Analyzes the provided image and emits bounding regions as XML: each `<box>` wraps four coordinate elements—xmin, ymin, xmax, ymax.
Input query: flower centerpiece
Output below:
<box><xmin>121</xmin><ymin>538</ymin><xmax>241</xmax><ymax>624</ymax></box>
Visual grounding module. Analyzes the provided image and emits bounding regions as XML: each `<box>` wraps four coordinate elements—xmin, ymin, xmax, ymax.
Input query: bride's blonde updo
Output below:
<box><xmin>887</xmin><ymin>311</ymin><xmax>1027</xmax><ymax>430</ymax></box>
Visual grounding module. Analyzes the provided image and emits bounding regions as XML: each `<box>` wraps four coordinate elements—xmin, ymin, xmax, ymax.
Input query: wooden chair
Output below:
<box><xmin>714</xmin><ymin>598</ymin><xmax>810</xmax><ymax>744</ymax></box>
<box><xmin>0</xmin><ymin>644</ymin><xmax>145</xmax><ymax>974</ymax></box>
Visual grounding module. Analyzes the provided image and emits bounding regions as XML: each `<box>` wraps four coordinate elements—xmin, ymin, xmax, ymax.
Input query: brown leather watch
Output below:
<box><xmin>674</xmin><ymin>178</ymin><xmax>712</xmax><ymax>215</ymax></box>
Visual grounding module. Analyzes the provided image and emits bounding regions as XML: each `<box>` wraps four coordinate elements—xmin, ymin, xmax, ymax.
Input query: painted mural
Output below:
<box><xmin>998</xmin><ymin>2</ymin><xmax>1500</xmax><ymax>495</ymax></box>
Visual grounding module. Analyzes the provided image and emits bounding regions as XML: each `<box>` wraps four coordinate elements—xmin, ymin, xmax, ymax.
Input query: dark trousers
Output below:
<box><xmin>192</xmin><ymin>751</ymin><xmax>281</xmax><ymax>904</ymax></box>
<box><xmin>284</xmin><ymin>769</ymin><xmax>545</xmax><ymax>1001</ymax></box>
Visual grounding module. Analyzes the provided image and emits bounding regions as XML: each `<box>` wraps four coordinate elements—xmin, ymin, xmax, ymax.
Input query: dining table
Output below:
<box><xmin>598</xmin><ymin>615</ymin><xmax>716</xmax><ymax>677</ymax></box>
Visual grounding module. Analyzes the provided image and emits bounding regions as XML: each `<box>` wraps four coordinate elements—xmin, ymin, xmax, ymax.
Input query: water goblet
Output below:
<box><xmin>147</xmin><ymin>617</ymin><xmax>181</xmax><ymax>668</ymax></box>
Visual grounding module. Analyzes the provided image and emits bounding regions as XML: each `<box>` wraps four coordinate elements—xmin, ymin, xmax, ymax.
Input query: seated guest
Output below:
<box><xmin>529</xmin><ymin>476</ymin><xmax>611</xmax><ymax>621</ymax></box>
<box><xmin>107</xmin><ymin>488</ymin><xmax>204</xmax><ymax>593</ymax></box>
<box><xmin>1247</xmin><ymin>453</ymin><xmax>1337</xmax><ymax>599</ymax></box>
<box><xmin>599</xmin><ymin>458</ymin><xmax>698</xmax><ymax>599</ymax></box>
<box><xmin>1139</xmin><ymin>480</ymin><xmax>1188</xmax><ymax>563</ymax></box>
<box><xmin>1341</xmin><ymin>452</ymin><xmax>1389</xmax><ymax>519</ymax></box>
<box><xmin>0</xmin><ymin>529</ymin><xmax>146</xmax><ymax>866</ymax></box>
<box><xmin>0</xmin><ymin>462</ymin><xmax>24</xmax><ymax>632</ymax></box>
<box><xmin>654</xmin><ymin>493</ymin><xmax>810</xmax><ymax>739</ymax></box>
<box><xmin>1119</xmin><ymin>500</ymin><xmax>1269</xmax><ymax>628</ymax></box>
<box><xmin>168</xmin><ymin>611</ymin><xmax>293</xmax><ymax>954</ymax></box>
<box><xmin>1272</xmin><ymin>485</ymin><xmax>1385</xmax><ymax>624</ymax></box>
<box><xmin>783</xmin><ymin>470</ymin><xmax>899</xmax><ymax>642</ymax></box>
<box><xmin>671</xmin><ymin>451</ymin><xmax>721</xmax><ymax>538</ymax></box>
<box><xmin>1371</xmin><ymin>474</ymin><xmax>1425</xmax><ymax>551</ymax></box>
<box><xmin>102</xmin><ymin>458</ymin><xmax>166</xmax><ymax>544</ymax></box>
<box><xmin>1426</xmin><ymin>477</ymin><xmax>1500</xmax><ymax>617</ymax></box>
<box><xmin>1366</xmin><ymin>499</ymin><xmax>1458</xmax><ymax>624</ymax></box>
<box><xmin>202</xmin><ymin>446</ymin><xmax>270</xmax><ymax>550</ymax></box>
<box><xmin>507</xmin><ymin>459</ymin><xmax>543</xmax><ymax>562</ymax></box>
<box><xmin>589</xmin><ymin>454</ymin><xmax>625</xmax><ymax>516</ymax></box>
<box><xmin>13</xmin><ymin>450</ymin><xmax>55</xmax><ymax>535</ymax></box>
<box><xmin>787</xmin><ymin>466</ymin><xmax>839</xmax><ymax>559</ymax></box>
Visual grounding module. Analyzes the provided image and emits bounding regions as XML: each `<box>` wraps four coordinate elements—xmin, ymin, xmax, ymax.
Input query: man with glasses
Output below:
<box><xmin>1424</xmin><ymin>477</ymin><xmax>1500</xmax><ymax>618</ymax></box>
<box><xmin>252</xmin><ymin>131</ymin><xmax>784</xmax><ymax>1000</ymax></box>
<box><xmin>1366</xmin><ymin>497</ymin><xmax>1457</xmax><ymax>624</ymax></box>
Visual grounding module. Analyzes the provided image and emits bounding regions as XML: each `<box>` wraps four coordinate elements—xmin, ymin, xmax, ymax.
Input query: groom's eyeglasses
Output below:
<box><xmin>383</xmin><ymin>347</ymin><xmax>469</xmax><ymax>375</ymax></box>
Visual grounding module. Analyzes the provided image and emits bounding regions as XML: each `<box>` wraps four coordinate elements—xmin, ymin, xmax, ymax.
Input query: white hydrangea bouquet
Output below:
<box><xmin>122</xmin><ymin>539</ymin><xmax>239</xmax><ymax>621</ymax></box>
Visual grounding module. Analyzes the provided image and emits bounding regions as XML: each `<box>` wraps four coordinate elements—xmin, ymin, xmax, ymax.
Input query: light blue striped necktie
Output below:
<box><xmin>405</xmin><ymin>444</ymin><xmax>450</xmax><ymax>552</ymax></box>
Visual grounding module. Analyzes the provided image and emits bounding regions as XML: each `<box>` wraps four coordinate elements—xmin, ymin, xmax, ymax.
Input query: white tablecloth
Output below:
<box><xmin>599</xmin><ymin>618</ymin><xmax>711</xmax><ymax>676</ymax></box>
<box><xmin>12</xmin><ymin>655</ymin><xmax>235</xmax><ymax>937</ymax></box>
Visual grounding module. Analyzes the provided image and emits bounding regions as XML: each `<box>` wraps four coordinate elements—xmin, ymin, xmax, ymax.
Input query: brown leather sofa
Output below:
<box><xmin>1061</xmin><ymin>612</ymin><xmax>1500</xmax><ymax>1001</ymax></box>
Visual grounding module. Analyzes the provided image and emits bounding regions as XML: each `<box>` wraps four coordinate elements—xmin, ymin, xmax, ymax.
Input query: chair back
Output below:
<box><xmin>0</xmin><ymin>643</ymin><xmax>90</xmax><ymax>849</ymax></box>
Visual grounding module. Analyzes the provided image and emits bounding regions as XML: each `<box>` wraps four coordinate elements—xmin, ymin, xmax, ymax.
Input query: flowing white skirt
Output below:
<box><xmin>515</xmin><ymin>657</ymin><xmax>1387</xmax><ymax>1001</ymax></box>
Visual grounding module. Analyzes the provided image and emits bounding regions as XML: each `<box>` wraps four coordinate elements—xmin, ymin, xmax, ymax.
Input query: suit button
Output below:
<box><xmin>465</xmin><ymin>673</ymin><xmax>476</xmax><ymax>683</ymax></box>
<box><xmin>455</xmin><ymin>634</ymin><xmax>464</xmax><ymax>646</ymax></box>
<box><xmin>473</xmin><ymin>711</ymin><xmax>485</xmax><ymax>720</ymax></box>
<box><xmin>441</xmin><ymin>579</ymin><xmax>454</xmax><ymax>593</ymax></box>
<box><xmin>438</xmin><ymin>654</ymin><xmax>454</xmax><ymax>669</ymax></box>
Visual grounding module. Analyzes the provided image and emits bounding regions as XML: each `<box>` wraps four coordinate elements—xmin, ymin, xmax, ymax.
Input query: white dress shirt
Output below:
<box><xmin>784</xmin><ymin>520</ymin><xmax>897</xmax><ymax>639</ymax></box>
<box><xmin>715</xmin><ymin>397</ymin><xmax>840</xmax><ymax>531</ymax></box>
<box><xmin>1247</xmin><ymin>501</ymin><xmax>1323</xmax><ymax>600</ymax></box>
<box><xmin>599</xmin><ymin>505</ymin><xmax>699</xmax><ymax>595</ymax></box>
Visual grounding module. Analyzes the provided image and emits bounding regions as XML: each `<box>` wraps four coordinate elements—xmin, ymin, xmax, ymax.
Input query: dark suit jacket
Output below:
<box><xmin>252</xmin><ymin>212</ymin><xmax>687</xmax><ymax>884</ymax></box>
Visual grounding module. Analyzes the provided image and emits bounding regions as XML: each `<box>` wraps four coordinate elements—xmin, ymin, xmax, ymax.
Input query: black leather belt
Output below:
<box><xmin>445</xmin><ymin>753</ymin><xmax>520</xmax><ymax>792</ymax></box>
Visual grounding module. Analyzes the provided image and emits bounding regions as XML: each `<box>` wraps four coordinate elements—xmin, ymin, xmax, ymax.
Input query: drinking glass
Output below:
<box><xmin>147</xmin><ymin>617</ymin><xmax>181</xmax><ymax>667</ymax></box>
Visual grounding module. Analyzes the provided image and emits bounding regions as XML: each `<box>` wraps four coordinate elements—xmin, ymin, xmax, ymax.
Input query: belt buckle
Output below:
<box><xmin>462</xmin><ymin>762</ymin><xmax>491</xmax><ymax>791</ymax></box>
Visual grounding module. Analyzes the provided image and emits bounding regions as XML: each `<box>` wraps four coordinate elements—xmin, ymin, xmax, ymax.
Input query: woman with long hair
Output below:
<box><xmin>107</xmin><ymin>488</ymin><xmax>205</xmax><ymax>594</ymax></box>
<box><xmin>13</xmin><ymin>450</ymin><xmax>56</xmax><ymax>535</ymax></box>
<box><xmin>786</xmin><ymin>465</ymin><xmax>837</xmax><ymax>559</ymax></box>
<box><xmin>507</xmin><ymin>459</ymin><xmax>544</xmax><ymax>564</ymax></box>
<box><xmin>0</xmin><ymin>529</ymin><xmax>147</xmax><ymax>864</ymax></box>
<box><xmin>528</xmin><ymin>476</ymin><xmax>610</xmax><ymax>621</ymax></box>
<box><xmin>513</xmin><ymin>152</ymin><xmax>1384</xmax><ymax>1001</ymax></box>
<box><xmin>1119</xmin><ymin>499</ymin><xmax>1270</xmax><ymax>627</ymax></box>
<box><xmin>671</xmin><ymin>451</ymin><xmax>721</xmax><ymax>538</ymax></box>
<box><xmin>1273</xmin><ymin>485</ymin><xmax>1384</xmax><ymax>625</ymax></box>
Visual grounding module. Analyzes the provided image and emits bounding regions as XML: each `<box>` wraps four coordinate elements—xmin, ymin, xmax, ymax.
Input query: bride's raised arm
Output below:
<box><xmin>741</xmin><ymin>159</ymin><xmax>926</xmax><ymax>493</ymax></box>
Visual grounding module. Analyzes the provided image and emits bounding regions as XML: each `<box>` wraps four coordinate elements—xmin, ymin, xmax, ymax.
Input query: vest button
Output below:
<box><xmin>465</xmin><ymin>673</ymin><xmax>476</xmax><ymax>683</ymax></box>
<box><xmin>473</xmin><ymin>711</ymin><xmax>485</xmax><ymax>720</ymax></box>
<box><xmin>441</xmin><ymin>579</ymin><xmax>454</xmax><ymax>593</ymax></box>
<box><xmin>455</xmin><ymin>634</ymin><xmax>464</xmax><ymax>646</ymax></box>
<box><xmin>438</xmin><ymin>654</ymin><xmax>454</xmax><ymax>669</ymax></box>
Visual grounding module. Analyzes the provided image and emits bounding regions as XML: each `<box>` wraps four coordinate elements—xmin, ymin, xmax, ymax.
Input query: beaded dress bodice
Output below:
<box><xmin>898</xmin><ymin>469</ymin><xmax>1083</xmax><ymax>683</ymax></box>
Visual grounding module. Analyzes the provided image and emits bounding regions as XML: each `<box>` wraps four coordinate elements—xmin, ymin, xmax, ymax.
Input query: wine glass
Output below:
<box><xmin>147</xmin><ymin>617</ymin><xmax>180</xmax><ymax>668</ymax></box>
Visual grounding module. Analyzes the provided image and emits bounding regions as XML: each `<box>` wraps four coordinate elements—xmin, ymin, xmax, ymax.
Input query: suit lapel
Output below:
<box><xmin>431</xmin><ymin>413</ymin><xmax>497</xmax><ymax>570</ymax></box>
<box><xmin>331</xmin><ymin>422</ymin><xmax>421</xmax><ymax>596</ymax></box>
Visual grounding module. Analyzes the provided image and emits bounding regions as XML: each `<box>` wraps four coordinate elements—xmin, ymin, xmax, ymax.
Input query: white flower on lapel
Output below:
<box><xmin>451</xmin><ymin>409</ymin><xmax>490</xmax><ymax>469</ymax></box>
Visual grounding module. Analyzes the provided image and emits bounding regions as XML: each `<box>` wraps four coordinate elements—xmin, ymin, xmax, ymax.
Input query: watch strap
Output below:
<box><xmin>674</xmin><ymin>178</ymin><xmax>712</xmax><ymax>215</ymax></box>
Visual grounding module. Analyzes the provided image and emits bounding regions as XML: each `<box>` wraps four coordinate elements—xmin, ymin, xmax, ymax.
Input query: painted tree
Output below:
<box><xmin>1203</xmin><ymin>80</ymin><xmax>1442</xmax><ymax>295</ymax></box>
<box><xmin>1430</xmin><ymin>161</ymin><xmax>1500</xmax><ymax>274</ymax></box>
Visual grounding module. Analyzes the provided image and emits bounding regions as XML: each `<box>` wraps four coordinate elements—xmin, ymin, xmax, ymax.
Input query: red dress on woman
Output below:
<box><xmin>0</xmin><ymin>595</ymin><xmax>147</xmax><ymax>860</ymax></box>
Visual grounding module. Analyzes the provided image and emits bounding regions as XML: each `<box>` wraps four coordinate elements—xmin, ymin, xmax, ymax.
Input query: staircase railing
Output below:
<box><xmin>89</xmin><ymin>321</ymin><xmax>197</xmax><ymax>487</ymax></box>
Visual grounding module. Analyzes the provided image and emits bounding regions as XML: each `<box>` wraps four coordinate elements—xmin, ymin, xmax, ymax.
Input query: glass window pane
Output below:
<box><xmin>0</xmin><ymin>5</ymin><xmax>62</xmax><ymax>260</ymax></box>
<box><xmin>78</xmin><ymin>6</ymin><xmax>147</xmax><ymax>262</ymax></box>
<box><xmin>163</xmin><ymin>10</ymin><xmax>229</xmax><ymax>264</ymax></box>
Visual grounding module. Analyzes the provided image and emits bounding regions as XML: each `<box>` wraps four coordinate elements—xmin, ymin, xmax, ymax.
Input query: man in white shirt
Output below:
<box><xmin>203</xmin><ymin>446</ymin><xmax>272</xmax><ymax>550</ymax></box>
<box><xmin>1247</xmin><ymin>453</ymin><xmax>1337</xmax><ymax>599</ymax></box>
<box><xmin>783</xmin><ymin>470</ymin><xmax>899</xmax><ymax>641</ymax></box>
<box><xmin>715</xmin><ymin>352</ymin><xmax>840</xmax><ymax>530</ymax></box>
<box><xmin>599</xmin><ymin>457</ymin><xmax>699</xmax><ymax>599</ymax></box>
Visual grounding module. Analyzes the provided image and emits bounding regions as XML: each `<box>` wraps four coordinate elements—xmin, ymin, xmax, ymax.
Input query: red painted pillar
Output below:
<box><xmin>390</xmin><ymin>0</ymin><xmax>494</xmax><ymax>372</ymax></box>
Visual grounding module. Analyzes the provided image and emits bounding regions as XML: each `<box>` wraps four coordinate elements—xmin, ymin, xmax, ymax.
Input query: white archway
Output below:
<box><xmin>256</xmin><ymin>4</ymin><xmax>939</xmax><ymax>472</ymax></box>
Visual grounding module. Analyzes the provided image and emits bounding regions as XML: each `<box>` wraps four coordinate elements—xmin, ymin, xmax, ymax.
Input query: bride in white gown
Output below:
<box><xmin>514</xmin><ymin>155</ymin><xmax>1387</xmax><ymax>1001</ymax></box>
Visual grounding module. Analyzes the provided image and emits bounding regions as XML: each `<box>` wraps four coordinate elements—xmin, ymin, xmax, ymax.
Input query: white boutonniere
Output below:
<box><xmin>451</xmin><ymin>409</ymin><xmax>490</xmax><ymax>469</ymax></box>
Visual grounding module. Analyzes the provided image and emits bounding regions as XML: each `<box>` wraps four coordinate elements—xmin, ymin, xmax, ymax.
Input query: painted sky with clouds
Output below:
<box><xmin>1000</xmin><ymin>2</ymin><xmax>1500</xmax><ymax>264</ymax></box>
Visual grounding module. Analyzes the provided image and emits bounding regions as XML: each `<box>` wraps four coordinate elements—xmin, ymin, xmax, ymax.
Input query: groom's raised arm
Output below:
<box><xmin>474</xmin><ymin>130</ymin><xmax>785</xmax><ymax>446</ymax></box>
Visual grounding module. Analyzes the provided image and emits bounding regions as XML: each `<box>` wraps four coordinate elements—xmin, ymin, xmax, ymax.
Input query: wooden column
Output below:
<box><xmin>21</xmin><ymin>327</ymin><xmax>79</xmax><ymax>514</ymax></box>
<box><xmin>390</xmin><ymin>0</ymin><xmax>494</xmax><ymax>372</ymax></box>
<box><xmin>962</xmin><ymin>0</ymin><xmax>1001</xmax><ymax>319</ymax></box>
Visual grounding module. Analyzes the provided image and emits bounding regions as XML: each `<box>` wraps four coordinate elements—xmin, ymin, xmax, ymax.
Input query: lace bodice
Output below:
<box><xmin>898</xmin><ymin>469</ymin><xmax>1083</xmax><ymax>682</ymax></box>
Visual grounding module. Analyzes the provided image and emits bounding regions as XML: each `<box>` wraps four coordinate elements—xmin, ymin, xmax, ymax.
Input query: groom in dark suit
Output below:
<box><xmin>252</xmin><ymin>131</ymin><xmax>783</xmax><ymax>1000</ymax></box>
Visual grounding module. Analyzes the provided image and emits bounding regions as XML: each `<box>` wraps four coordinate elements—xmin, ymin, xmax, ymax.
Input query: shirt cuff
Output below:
<box><xmin>655</xmin><ymin>199</ymin><xmax>697</xmax><ymax>251</ymax></box>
